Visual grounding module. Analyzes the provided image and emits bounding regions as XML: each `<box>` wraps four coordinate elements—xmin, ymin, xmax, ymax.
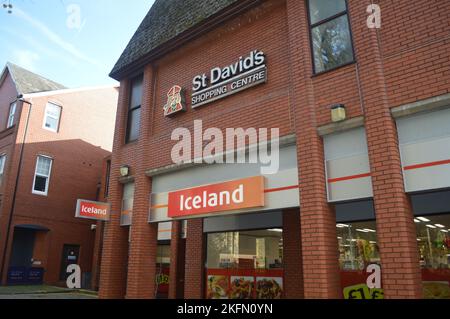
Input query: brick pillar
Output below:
<box><xmin>283</xmin><ymin>209</ymin><xmax>304</xmax><ymax>299</ymax></box>
<box><xmin>184</xmin><ymin>219</ymin><xmax>204</xmax><ymax>299</ymax></box>
<box><xmin>286</xmin><ymin>0</ymin><xmax>341</xmax><ymax>299</ymax></box>
<box><xmin>99</xmin><ymin>82</ymin><xmax>131</xmax><ymax>299</ymax></box>
<box><xmin>91</xmin><ymin>221</ymin><xmax>104</xmax><ymax>291</ymax></box>
<box><xmin>168</xmin><ymin>220</ymin><xmax>182</xmax><ymax>299</ymax></box>
<box><xmin>348</xmin><ymin>1</ymin><xmax>422</xmax><ymax>299</ymax></box>
<box><xmin>125</xmin><ymin>64</ymin><xmax>158</xmax><ymax>299</ymax></box>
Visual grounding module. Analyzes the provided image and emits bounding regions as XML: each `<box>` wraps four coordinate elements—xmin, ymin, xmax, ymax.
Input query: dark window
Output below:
<box><xmin>34</xmin><ymin>176</ymin><xmax>47</xmax><ymax>193</ymax></box>
<box><xmin>126</xmin><ymin>75</ymin><xmax>143</xmax><ymax>143</ymax></box>
<box><xmin>308</xmin><ymin>0</ymin><xmax>355</xmax><ymax>74</ymax></box>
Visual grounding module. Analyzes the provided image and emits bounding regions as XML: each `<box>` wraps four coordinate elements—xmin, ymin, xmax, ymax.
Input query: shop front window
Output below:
<box><xmin>156</xmin><ymin>244</ymin><xmax>171</xmax><ymax>299</ymax></box>
<box><xmin>206</xmin><ymin>229</ymin><xmax>283</xmax><ymax>299</ymax></box>
<box><xmin>415</xmin><ymin>214</ymin><xmax>450</xmax><ymax>299</ymax></box>
<box><xmin>337</xmin><ymin>220</ymin><xmax>384</xmax><ymax>299</ymax></box>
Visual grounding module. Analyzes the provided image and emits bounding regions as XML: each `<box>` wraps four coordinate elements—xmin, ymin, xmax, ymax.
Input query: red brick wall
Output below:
<box><xmin>184</xmin><ymin>219</ymin><xmax>204</xmax><ymax>299</ymax></box>
<box><xmin>0</xmin><ymin>86</ymin><xmax>117</xmax><ymax>285</ymax></box>
<box><xmin>100</xmin><ymin>0</ymin><xmax>450</xmax><ymax>299</ymax></box>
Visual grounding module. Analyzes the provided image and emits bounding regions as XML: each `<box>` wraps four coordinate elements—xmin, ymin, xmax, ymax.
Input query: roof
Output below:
<box><xmin>2</xmin><ymin>62</ymin><xmax>66</xmax><ymax>95</ymax></box>
<box><xmin>110</xmin><ymin>0</ymin><xmax>241</xmax><ymax>80</ymax></box>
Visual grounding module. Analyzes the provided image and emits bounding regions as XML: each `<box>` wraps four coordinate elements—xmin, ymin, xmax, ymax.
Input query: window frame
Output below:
<box><xmin>42</xmin><ymin>102</ymin><xmax>62</xmax><ymax>133</ymax></box>
<box><xmin>306</xmin><ymin>0</ymin><xmax>356</xmax><ymax>75</ymax></box>
<box><xmin>32</xmin><ymin>155</ymin><xmax>53</xmax><ymax>196</ymax></box>
<box><xmin>0</xmin><ymin>154</ymin><xmax>6</xmax><ymax>186</ymax></box>
<box><xmin>125</xmin><ymin>75</ymin><xmax>143</xmax><ymax>144</ymax></box>
<box><xmin>7</xmin><ymin>101</ymin><xmax>16</xmax><ymax>129</ymax></box>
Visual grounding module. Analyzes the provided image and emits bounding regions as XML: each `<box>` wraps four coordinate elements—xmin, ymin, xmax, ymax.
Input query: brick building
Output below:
<box><xmin>99</xmin><ymin>0</ymin><xmax>450</xmax><ymax>299</ymax></box>
<box><xmin>0</xmin><ymin>62</ymin><xmax>118</xmax><ymax>287</ymax></box>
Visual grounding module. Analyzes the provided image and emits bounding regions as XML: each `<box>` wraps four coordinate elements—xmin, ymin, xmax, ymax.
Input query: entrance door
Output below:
<box><xmin>9</xmin><ymin>228</ymin><xmax>36</xmax><ymax>268</ymax></box>
<box><xmin>59</xmin><ymin>245</ymin><xmax>80</xmax><ymax>280</ymax></box>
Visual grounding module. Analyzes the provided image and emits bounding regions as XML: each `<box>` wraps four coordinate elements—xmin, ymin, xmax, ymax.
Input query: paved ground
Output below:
<box><xmin>0</xmin><ymin>285</ymin><xmax>98</xmax><ymax>299</ymax></box>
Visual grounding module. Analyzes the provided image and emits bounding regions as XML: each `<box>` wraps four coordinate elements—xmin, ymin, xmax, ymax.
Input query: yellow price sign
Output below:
<box><xmin>343</xmin><ymin>284</ymin><xmax>384</xmax><ymax>299</ymax></box>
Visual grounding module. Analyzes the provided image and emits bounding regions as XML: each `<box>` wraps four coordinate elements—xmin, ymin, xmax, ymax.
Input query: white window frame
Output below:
<box><xmin>0</xmin><ymin>154</ymin><xmax>6</xmax><ymax>186</ymax></box>
<box><xmin>32</xmin><ymin>155</ymin><xmax>53</xmax><ymax>196</ymax></box>
<box><xmin>42</xmin><ymin>102</ymin><xmax>62</xmax><ymax>133</ymax></box>
<box><xmin>7</xmin><ymin>102</ymin><xmax>16</xmax><ymax>128</ymax></box>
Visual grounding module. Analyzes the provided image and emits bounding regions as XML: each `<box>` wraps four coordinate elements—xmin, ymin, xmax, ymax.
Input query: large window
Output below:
<box><xmin>32</xmin><ymin>156</ymin><xmax>53</xmax><ymax>196</ymax></box>
<box><xmin>337</xmin><ymin>220</ymin><xmax>383</xmax><ymax>299</ymax></box>
<box><xmin>126</xmin><ymin>76</ymin><xmax>143</xmax><ymax>143</ymax></box>
<box><xmin>206</xmin><ymin>229</ymin><xmax>283</xmax><ymax>299</ymax></box>
<box><xmin>7</xmin><ymin>102</ymin><xmax>16</xmax><ymax>128</ymax></box>
<box><xmin>308</xmin><ymin>0</ymin><xmax>355</xmax><ymax>73</ymax></box>
<box><xmin>0</xmin><ymin>154</ymin><xmax>6</xmax><ymax>186</ymax></box>
<box><xmin>415</xmin><ymin>214</ymin><xmax>450</xmax><ymax>299</ymax></box>
<box><xmin>121</xmin><ymin>182</ymin><xmax>134</xmax><ymax>226</ymax></box>
<box><xmin>43</xmin><ymin>102</ymin><xmax>62</xmax><ymax>132</ymax></box>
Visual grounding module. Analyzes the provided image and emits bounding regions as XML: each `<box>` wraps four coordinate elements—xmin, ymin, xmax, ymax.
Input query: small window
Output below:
<box><xmin>0</xmin><ymin>155</ymin><xmax>6</xmax><ymax>186</ymax></box>
<box><xmin>7</xmin><ymin>102</ymin><xmax>16</xmax><ymax>128</ymax></box>
<box><xmin>32</xmin><ymin>156</ymin><xmax>53</xmax><ymax>196</ymax></box>
<box><xmin>126</xmin><ymin>76</ymin><xmax>143</xmax><ymax>143</ymax></box>
<box><xmin>121</xmin><ymin>182</ymin><xmax>134</xmax><ymax>226</ymax></box>
<box><xmin>43</xmin><ymin>103</ymin><xmax>62</xmax><ymax>132</ymax></box>
<box><xmin>308</xmin><ymin>0</ymin><xmax>355</xmax><ymax>74</ymax></box>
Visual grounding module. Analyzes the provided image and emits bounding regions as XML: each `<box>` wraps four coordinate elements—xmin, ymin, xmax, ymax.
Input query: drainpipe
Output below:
<box><xmin>0</xmin><ymin>95</ymin><xmax>32</xmax><ymax>284</ymax></box>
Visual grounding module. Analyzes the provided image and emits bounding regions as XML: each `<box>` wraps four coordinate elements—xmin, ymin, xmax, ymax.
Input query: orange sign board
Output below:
<box><xmin>168</xmin><ymin>176</ymin><xmax>265</xmax><ymax>218</ymax></box>
<box><xmin>75</xmin><ymin>199</ymin><xmax>111</xmax><ymax>221</ymax></box>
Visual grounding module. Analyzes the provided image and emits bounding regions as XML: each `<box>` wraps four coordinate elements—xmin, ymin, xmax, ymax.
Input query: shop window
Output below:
<box><xmin>0</xmin><ymin>154</ymin><xmax>6</xmax><ymax>186</ymax></box>
<box><xmin>307</xmin><ymin>0</ymin><xmax>355</xmax><ymax>74</ymax></box>
<box><xmin>7</xmin><ymin>102</ymin><xmax>16</xmax><ymax>128</ymax></box>
<box><xmin>43</xmin><ymin>102</ymin><xmax>62</xmax><ymax>132</ymax></box>
<box><xmin>125</xmin><ymin>75</ymin><xmax>143</xmax><ymax>143</ymax></box>
<box><xmin>206</xmin><ymin>229</ymin><xmax>284</xmax><ymax>299</ymax></box>
<box><xmin>121</xmin><ymin>182</ymin><xmax>134</xmax><ymax>226</ymax></box>
<box><xmin>156</xmin><ymin>244</ymin><xmax>171</xmax><ymax>299</ymax></box>
<box><xmin>32</xmin><ymin>156</ymin><xmax>53</xmax><ymax>196</ymax></box>
<box><xmin>337</xmin><ymin>220</ymin><xmax>384</xmax><ymax>299</ymax></box>
<box><xmin>415</xmin><ymin>214</ymin><xmax>450</xmax><ymax>299</ymax></box>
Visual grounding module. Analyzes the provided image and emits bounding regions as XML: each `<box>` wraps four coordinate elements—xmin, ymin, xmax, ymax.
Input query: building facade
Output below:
<box><xmin>99</xmin><ymin>0</ymin><xmax>450</xmax><ymax>299</ymax></box>
<box><xmin>0</xmin><ymin>63</ymin><xmax>118</xmax><ymax>287</ymax></box>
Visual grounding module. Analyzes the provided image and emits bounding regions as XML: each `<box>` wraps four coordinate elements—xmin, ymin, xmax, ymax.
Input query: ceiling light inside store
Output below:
<box><xmin>417</xmin><ymin>217</ymin><xmax>431</xmax><ymax>222</ymax></box>
<box><xmin>363</xmin><ymin>229</ymin><xmax>376</xmax><ymax>233</ymax></box>
<box><xmin>356</xmin><ymin>229</ymin><xmax>370</xmax><ymax>233</ymax></box>
<box><xmin>336</xmin><ymin>224</ymin><xmax>350</xmax><ymax>228</ymax></box>
<box><xmin>426</xmin><ymin>225</ymin><xmax>437</xmax><ymax>229</ymax></box>
<box><xmin>435</xmin><ymin>224</ymin><xmax>445</xmax><ymax>228</ymax></box>
<box><xmin>414</xmin><ymin>219</ymin><xmax>421</xmax><ymax>223</ymax></box>
<box><xmin>441</xmin><ymin>230</ymin><xmax>449</xmax><ymax>233</ymax></box>
<box><xmin>268</xmin><ymin>229</ymin><xmax>283</xmax><ymax>233</ymax></box>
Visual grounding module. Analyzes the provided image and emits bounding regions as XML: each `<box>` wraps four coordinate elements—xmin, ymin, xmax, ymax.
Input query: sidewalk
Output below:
<box><xmin>0</xmin><ymin>285</ymin><xmax>98</xmax><ymax>299</ymax></box>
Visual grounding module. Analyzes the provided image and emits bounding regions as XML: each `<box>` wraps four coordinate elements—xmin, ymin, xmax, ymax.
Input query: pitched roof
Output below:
<box><xmin>110</xmin><ymin>0</ymin><xmax>240</xmax><ymax>80</ymax></box>
<box><xmin>3</xmin><ymin>62</ymin><xmax>66</xmax><ymax>95</ymax></box>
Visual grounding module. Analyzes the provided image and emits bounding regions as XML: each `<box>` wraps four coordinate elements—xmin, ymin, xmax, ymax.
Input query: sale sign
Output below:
<box><xmin>167</xmin><ymin>176</ymin><xmax>265</xmax><ymax>218</ymax></box>
<box><xmin>75</xmin><ymin>199</ymin><xmax>111</xmax><ymax>221</ymax></box>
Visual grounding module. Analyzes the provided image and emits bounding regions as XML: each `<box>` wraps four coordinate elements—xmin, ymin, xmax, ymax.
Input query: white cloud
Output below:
<box><xmin>12</xmin><ymin>7</ymin><xmax>103</xmax><ymax>69</ymax></box>
<box><xmin>12</xmin><ymin>50</ymin><xmax>40</xmax><ymax>71</ymax></box>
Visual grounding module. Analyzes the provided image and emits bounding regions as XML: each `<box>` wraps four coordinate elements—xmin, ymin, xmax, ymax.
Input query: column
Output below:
<box><xmin>184</xmin><ymin>219</ymin><xmax>205</xmax><ymax>299</ymax></box>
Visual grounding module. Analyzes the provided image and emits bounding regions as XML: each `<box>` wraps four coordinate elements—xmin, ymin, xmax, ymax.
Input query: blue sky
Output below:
<box><xmin>0</xmin><ymin>0</ymin><xmax>155</xmax><ymax>88</ymax></box>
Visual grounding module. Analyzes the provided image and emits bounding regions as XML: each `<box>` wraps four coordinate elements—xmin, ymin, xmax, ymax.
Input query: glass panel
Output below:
<box><xmin>156</xmin><ymin>244</ymin><xmax>171</xmax><ymax>299</ymax></box>
<box><xmin>312</xmin><ymin>14</ymin><xmax>354</xmax><ymax>73</ymax></box>
<box><xmin>36</xmin><ymin>157</ymin><xmax>51</xmax><ymax>176</ymax></box>
<box><xmin>206</xmin><ymin>229</ymin><xmax>284</xmax><ymax>299</ymax></box>
<box><xmin>337</xmin><ymin>221</ymin><xmax>384</xmax><ymax>299</ymax></box>
<box><xmin>7</xmin><ymin>102</ymin><xmax>16</xmax><ymax>128</ymax></box>
<box><xmin>130</xmin><ymin>76</ymin><xmax>143</xmax><ymax>108</ymax></box>
<box><xmin>34</xmin><ymin>175</ymin><xmax>47</xmax><ymax>192</ymax></box>
<box><xmin>45</xmin><ymin>116</ymin><xmax>59</xmax><ymax>131</ymax></box>
<box><xmin>309</xmin><ymin>0</ymin><xmax>347</xmax><ymax>24</ymax></box>
<box><xmin>127</xmin><ymin>108</ymin><xmax>141</xmax><ymax>142</ymax></box>
<box><xmin>0</xmin><ymin>156</ymin><xmax>5</xmax><ymax>174</ymax></box>
<box><xmin>46</xmin><ymin>103</ymin><xmax>61</xmax><ymax>118</ymax></box>
<box><xmin>415</xmin><ymin>214</ymin><xmax>450</xmax><ymax>299</ymax></box>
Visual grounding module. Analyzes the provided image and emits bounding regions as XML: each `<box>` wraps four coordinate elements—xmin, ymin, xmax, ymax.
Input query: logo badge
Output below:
<box><xmin>164</xmin><ymin>85</ymin><xmax>186</xmax><ymax>117</ymax></box>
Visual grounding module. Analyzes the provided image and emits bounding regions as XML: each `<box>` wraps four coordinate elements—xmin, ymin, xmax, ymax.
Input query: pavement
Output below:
<box><xmin>0</xmin><ymin>285</ymin><xmax>98</xmax><ymax>299</ymax></box>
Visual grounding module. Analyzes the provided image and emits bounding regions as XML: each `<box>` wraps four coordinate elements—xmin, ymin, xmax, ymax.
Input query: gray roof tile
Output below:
<box><xmin>110</xmin><ymin>0</ymin><xmax>239</xmax><ymax>79</ymax></box>
<box><xmin>7</xmin><ymin>62</ymin><xmax>66</xmax><ymax>95</ymax></box>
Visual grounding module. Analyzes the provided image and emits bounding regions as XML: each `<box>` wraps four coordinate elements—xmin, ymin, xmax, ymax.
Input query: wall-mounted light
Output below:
<box><xmin>331</xmin><ymin>104</ymin><xmax>347</xmax><ymax>123</ymax></box>
<box><xmin>120</xmin><ymin>165</ymin><xmax>130</xmax><ymax>177</ymax></box>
